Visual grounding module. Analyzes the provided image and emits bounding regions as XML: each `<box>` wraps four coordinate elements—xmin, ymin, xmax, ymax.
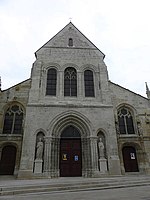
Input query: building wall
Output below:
<box><xmin>0</xmin><ymin>79</ymin><xmax>31</xmax><ymax>175</ymax></box>
<box><xmin>109</xmin><ymin>81</ymin><xmax>150</xmax><ymax>174</ymax></box>
<box><xmin>18</xmin><ymin>23</ymin><xmax>121</xmax><ymax>178</ymax></box>
<box><xmin>0</xmin><ymin>22</ymin><xmax>150</xmax><ymax>178</ymax></box>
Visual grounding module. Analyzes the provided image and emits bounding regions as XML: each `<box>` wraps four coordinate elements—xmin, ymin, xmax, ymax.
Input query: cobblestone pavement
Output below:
<box><xmin>0</xmin><ymin>185</ymin><xmax>150</xmax><ymax>200</ymax></box>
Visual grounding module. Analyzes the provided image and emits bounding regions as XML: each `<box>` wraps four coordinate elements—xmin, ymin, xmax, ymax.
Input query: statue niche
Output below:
<box><xmin>98</xmin><ymin>137</ymin><xmax>105</xmax><ymax>158</ymax></box>
<box><xmin>97</xmin><ymin>132</ymin><xmax>106</xmax><ymax>159</ymax></box>
<box><xmin>34</xmin><ymin>132</ymin><xmax>45</xmax><ymax>174</ymax></box>
<box><xmin>97</xmin><ymin>131</ymin><xmax>107</xmax><ymax>173</ymax></box>
<box><xmin>36</xmin><ymin>137</ymin><xmax>44</xmax><ymax>160</ymax></box>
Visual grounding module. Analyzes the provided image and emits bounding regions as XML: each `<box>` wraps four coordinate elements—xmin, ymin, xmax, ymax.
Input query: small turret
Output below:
<box><xmin>145</xmin><ymin>82</ymin><xmax>150</xmax><ymax>99</ymax></box>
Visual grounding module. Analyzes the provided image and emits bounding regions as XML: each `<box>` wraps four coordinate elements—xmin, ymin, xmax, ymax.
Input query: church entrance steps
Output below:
<box><xmin>0</xmin><ymin>176</ymin><xmax>150</xmax><ymax>196</ymax></box>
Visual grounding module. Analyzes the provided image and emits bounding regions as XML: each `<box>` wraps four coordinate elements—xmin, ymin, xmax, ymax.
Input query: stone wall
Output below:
<box><xmin>109</xmin><ymin>81</ymin><xmax>150</xmax><ymax>174</ymax></box>
<box><xmin>0</xmin><ymin>79</ymin><xmax>31</xmax><ymax>175</ymax></box>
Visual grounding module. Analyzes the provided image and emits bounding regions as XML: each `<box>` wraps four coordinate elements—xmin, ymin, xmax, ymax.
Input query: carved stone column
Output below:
<box><xmin>78</xmin><ymin>71</ymin><xmax>82</xmax><ymax>98</ymax></box>
<box><xmin>90</xmin><ymin>136</ymin><xmax>99</xmax><ymax>177</ymax></box>
<box><xmin>43</xmin><ymin>137</ymin><xmax>52</xmax><ymax>177</ymax></box>
<box><xmin>51</xmin><ymin>137</ymin><xmax>60</xmax><ymax>178</ymax></box>
<box><xmin>59</xmin><ymin>71</ymin><xmax>63</xmax><ymax>99</ymax></box>
<box><xmin>82</xmin><ymin>137</ymin><xmax>92</xmax><ymax>177</ymax></box>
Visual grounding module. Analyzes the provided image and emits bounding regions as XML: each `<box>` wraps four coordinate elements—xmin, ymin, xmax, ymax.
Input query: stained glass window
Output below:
<box><xmin>64</xmin><ymin>67</ymin><xmax>77</xmax><ymax>96</ymax></box>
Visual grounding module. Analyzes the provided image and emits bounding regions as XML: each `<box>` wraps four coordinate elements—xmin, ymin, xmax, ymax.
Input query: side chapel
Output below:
<box><xmin>0</xmin><ymin>22</ymin><xmax>150</xmax><ymax>178</ymax></box>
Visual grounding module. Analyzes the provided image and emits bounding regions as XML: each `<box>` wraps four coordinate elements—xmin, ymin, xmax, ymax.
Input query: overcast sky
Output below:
<box><xmin>0</xmin><ymin>0</ymin><xmax>150</xmax><ymax>97</ymax></box>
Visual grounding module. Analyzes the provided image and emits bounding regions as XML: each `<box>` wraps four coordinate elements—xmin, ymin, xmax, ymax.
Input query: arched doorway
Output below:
<box><xmin>0</xmin><ymin>145</ymin><xmax>16</xmax><ymax>175</ymax></box>
<box><xmin>60</xmin><ymin>125</ymin><xmax>82</xmax><ymax>177</ymax></box>
<box><xmin>122</xmin><ymin>146</ymin><xmax>139</xmax><ymax>172</ymax></box>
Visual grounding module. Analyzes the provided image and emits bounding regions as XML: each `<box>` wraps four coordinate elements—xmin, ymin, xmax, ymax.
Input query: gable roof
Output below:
<box><xmin>1</xmin><ymin>78</ymin><xmax>31</xmax><ymax>92</ymax></box>
<box><xmin>35</xmin><ymin>22</ymin><xmax>105</xmax><ymax>58</ymax></box>
<box><xmin>109</xmin><ymin>80</ymin><xmax>148</xmax><ymax>100</ymax></box>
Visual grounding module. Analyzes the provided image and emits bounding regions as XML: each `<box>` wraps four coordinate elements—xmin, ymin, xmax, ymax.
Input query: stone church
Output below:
<box><xmin>0</xmin><ymin>22</ymin><xmax>150</xmax><ymax>178</ymax></box>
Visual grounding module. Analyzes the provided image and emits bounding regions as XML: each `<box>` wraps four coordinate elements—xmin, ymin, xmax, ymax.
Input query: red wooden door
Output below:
<box><xmin>0</xmin><ymin>145</ymin><xmax>16</xmax><ymax>175</ymax></box>
<box><xmin>122</xmin><ymin>146</ymin><xmax>139</xmax><ymax>172</ymax></box>
<box><xmin>60</xmin><ymin>139</ymin><xmax>82</xmax><ymax>177</ymax></box>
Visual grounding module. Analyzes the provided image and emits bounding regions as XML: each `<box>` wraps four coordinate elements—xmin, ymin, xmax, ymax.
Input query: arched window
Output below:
<box><xmin>68</xmin><ymin>38</ymin><xmax>73</xmax><ymax>47</ymax></box>
<box><xmin>118</xmin><ymin>107</ymin><xmax>135</xmax><ymax>134</ymax></box>
<box><xmin>64</xmin><ymin>67</ymin><xmax>77</xmax><ymax>97</ymax></box>
<box><xmin>3</xmin><ymin>105</ymin><xmax>23</xmax><ymax>134</ymax></box>
<box><xmin>46</xmin><ymin>68</ymin><xmax>57</xmax><ymax>96</ymax></box>
<box><xmin>84</xmin><ymin>70</ymin><xmax>95</xmax><ymax>97</ymax></box>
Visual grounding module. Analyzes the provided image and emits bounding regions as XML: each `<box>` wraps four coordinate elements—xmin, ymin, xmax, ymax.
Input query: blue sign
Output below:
<box><xmin>74</xmin><ymin>155</ymin><xmax>78</xmax><ymax>161</ymax></box>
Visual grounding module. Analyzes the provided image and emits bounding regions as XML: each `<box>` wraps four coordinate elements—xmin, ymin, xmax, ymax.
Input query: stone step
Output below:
<box><xmin>0</xmin><ymin>176</ymin><xmax>150</xmax><ymax>196</ymax></box>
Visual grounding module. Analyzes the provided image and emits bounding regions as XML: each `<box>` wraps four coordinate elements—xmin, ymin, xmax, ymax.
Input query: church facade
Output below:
<box><xmin>0</xmin><ymin>22</ymin><xmax>150</xmax><ymax>178</ymax></box>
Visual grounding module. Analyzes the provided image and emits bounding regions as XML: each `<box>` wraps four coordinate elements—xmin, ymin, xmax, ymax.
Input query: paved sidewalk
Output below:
<box><xmin>0</xmin><ymin>175</ymin><xmax>150</xmax><ymax>187</ymax></box>
<box><xmin>0</xmin><ymin>175</ymin><xmax>150</xmax><ymax>199</ymax></box>
<box><xmin>0</xmin><ymin>185</ymin><xmax>150</xmax><ymax>200</ymax></box>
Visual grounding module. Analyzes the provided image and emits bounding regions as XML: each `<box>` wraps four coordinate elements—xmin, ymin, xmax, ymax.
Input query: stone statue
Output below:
<box><xmin>115</xmin><ymin>122</ymin><xmax>120</xmax><ymax>134</ymax></box>
<box><xmin>137</xmin><ymin>123</ymin><xmax>143</xmax><ymax>135</ymax></box>
<box><xmin>36</xmin><ymin>138</ymin><xmax>43</xmax><ymax>160</ymax></box>
<box><xmin>98</xmin><ymin>138</ymin><xmax>105</xmax><ymax>158</ymax></box>
<box><xmin>145</xmin><ymin>113</ymin><xmax>150</xmax><ymax>124</ymax></box>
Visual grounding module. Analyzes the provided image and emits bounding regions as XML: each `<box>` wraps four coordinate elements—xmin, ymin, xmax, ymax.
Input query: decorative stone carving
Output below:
<box><xmin>137</xmin><ymin>123</ymin><xmax>143</xmax><ymax>135</ymax></box>
<box><xmin>145</xmin><ymin>113</ymin><xmax>150</xmax><ymax>124</ymax></box>
<box><xmin>115</xmin><ymin>121</ymin><xmax>120</xmax><ymax>134</ymax></box>
<box><xmin>136</xmin><ymin>115</ymin><xmax>141</xmax><ymax>124</ymax></box>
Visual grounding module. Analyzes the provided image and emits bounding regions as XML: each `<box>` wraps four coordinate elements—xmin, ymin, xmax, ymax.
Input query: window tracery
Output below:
<box><xmin>117</xmin><ymin>107</ymin><xmax>135</xmax><ymax>134</ymax></box>
<box><xmin>3</xmin><ymin>105</ymin><xmax>24</xmax><ymax>134</ymax></box>
<box><xmin>64</xmin><ymin>67</ymin><xmax>77</xmax><ymax>96</ymax></box>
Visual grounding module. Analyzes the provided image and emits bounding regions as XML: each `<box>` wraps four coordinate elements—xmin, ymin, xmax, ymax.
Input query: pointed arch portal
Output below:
<box><xmin>45</xmin><ymin>112</ymin><xmax>93</xmax><ymax>178</ymax></box>
<box><xmin>60</xmin><ymin>125</ymin><xmax>82</xmax><ymax>177</ymax></box>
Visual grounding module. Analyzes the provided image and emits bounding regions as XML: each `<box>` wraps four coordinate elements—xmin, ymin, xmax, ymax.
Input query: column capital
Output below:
<box><xmin>44</xmin><ymin>136</ymin><xmax>52</xmax><ymax>144</ymax></box>
<box><xmin>89</xmin><ymin>136</ymin><xmax>98</xmax><ymax>140</ymax></box>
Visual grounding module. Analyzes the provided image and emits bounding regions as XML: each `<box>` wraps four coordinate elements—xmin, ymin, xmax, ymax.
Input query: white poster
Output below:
<box><xmin>130</xmin><ymin>153</ymin><xmax>135</xmax><ymax>159</ymax></box>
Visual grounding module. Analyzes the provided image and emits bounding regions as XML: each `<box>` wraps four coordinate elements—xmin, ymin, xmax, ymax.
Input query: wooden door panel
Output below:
<box><xmin>0</xmin><ymin>146</ymin><xmax>16</xmax><ymax>175</ymax></box>
<box><xmin>122</xmin><ymin>146</ymin><xmax>139</xmax><ymax>172</ymax></box>
<box><xmin>71</xmin><ymin>149</ymin><xmax>82</xmax><ymax>176</ymax></box>
<box><xmin>60</xmin><ymin>139</ymin><xmax>82</xmax><ymax>177</ymax></box>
